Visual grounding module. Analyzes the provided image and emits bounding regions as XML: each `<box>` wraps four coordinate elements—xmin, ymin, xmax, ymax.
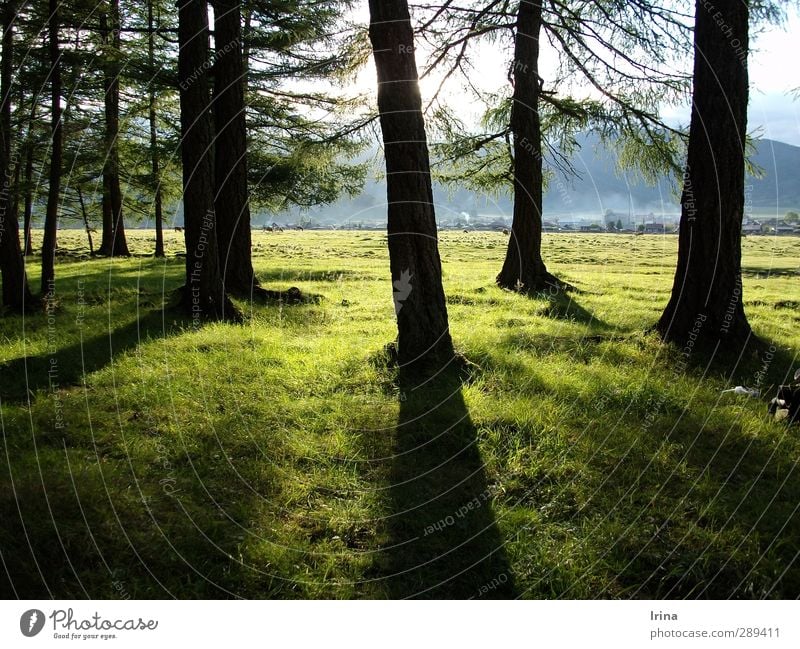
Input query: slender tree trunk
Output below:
<box><xmin>148</xmin><ymin>0</ymin><xmax>164</xmax><ymax>257</ymax></box>
<box><xmin>177</xmin><ymin>0</ymin><xmax>236</xmax><ymax>321</ymax></box>
<box><xmin>212</xmin><ymin>0</ymin><xmax>256</xmax><ymax>295</ymax></box>
<box><xmin>107</xmin><ymin>0</ymin><xmax>129</xmax><ymax>256</ymax></box>
<box><xmin>18</xmin><ymin>81</ymin><xmax>37</xmax><ymax>256</ymax></box>
<box><xmin>76</xmin><ymin>187</ymin><xmax>94</xmax><ymax>256</ymax></box>
<box><xmin>98</xmin><ymin>10</ymin><xmax>114</xmax><ymax>255</ymax></box>
<box><xmin>368</xmin><ymin>0</ymin><xmax>453</xmax><ymax>366</ymax></box>
<box><xmin>40</xmin><ymin>0</ymin><xmax>62</xmax><ymax>298</ymax></box>
<box><xmin>0</xmin><ymin>1</ymin><xmax>32</xmax><ymax>310</ymax></box>
<box><xmin>9</xmin><ymin>138</ymin><xmax>20</xmax><ymax>220</ymax></box>
<box><xmin>655</xmin><ymin>1</ymin><xmax>751</xmax><ymax>347</ymax></box>
<box><xmin>9</xmin><ymin>83</ymin><xmax>22</xmax><ymax>230</ymax></box>
<box><xmin>99</xmin><ymin>164</ymin><xmax>113</xmax><ymax>253</ymax></box>
<box><xmin>22</xmin><ymin>100</ymin><xmax>35</xmax><ymax>255</ymax></box>
<box><xmin>496</xmin><ymin>0</ymin><xmax>558</xmax><ymax>293</ymax></box>
<box><xmin>97</xmin><ymin>0</ymin><xmax>130</xmax><ymax>257</ymax></box>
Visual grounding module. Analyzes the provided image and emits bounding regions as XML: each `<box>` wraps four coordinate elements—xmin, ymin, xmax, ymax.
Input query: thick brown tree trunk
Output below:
<box><xmin>148</xmin><ymin>1</ymin><xmax>164</xmax><ymax>258</ymax></box>
<box><xmin>0</xmin><ymin>1</ymin><xmax>32</xmax><ymax>310</ymax></box>
<box><xmin>368</xmin><ymin>0</ymin><xmax>453</xmax><ymax>367</ymax></box>
<box><xmin>655</xmin><ymin>1</ymin><xmax>751</xmax><ymax>347</ymax></box>
<box><xmin>97</xmin><ymin>0</ymin><xmax>130</xmax><ymax>257</ymax></box>
<box><xmin>177</xmin><ymin>0</ymin><xmax>236</xmax><ymax>321</ymax></box>
<box><xmin>212</xmin><ymin>0</ymin><xmax>256</xmax><ymax>295</ymax></box>
<box><xmin>41</xmin><ymin>0</ymin><xmax>62</xmax><ymax>297</ymax></box>
<box><xmin>496</xmin><ymin>0</ymin><xmax>559</xmax><ymax>293</ymax></box>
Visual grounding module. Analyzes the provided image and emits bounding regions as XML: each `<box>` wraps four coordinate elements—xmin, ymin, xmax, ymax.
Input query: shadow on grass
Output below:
<box><xmin>631</xmin><ymin>334</ymin><xmax>800</xmax><ymax>598</ymax></box>
<box><xmin>463</xmin><ymin>329</ymin><xmax>800</xmax><ymax>598</ymax></box>
<box><xmin>0</xmin><ymin>439</ymin><xmax>274</xmax><ymax>598</ymax></box>
<box><xmin>666</xmin><ymin>328</ymin><xmax>798</xmax><ymax>393</ymax></box>
<box><xmin>379</xmin><ymin>365</ymin><xmax>516</xmax><ymax>599</ymax></box>
<box><xmin>740</xmin><ymin>266</ymin><xmax>799</xmax><ymax>279</ymax></box>
<box><xmin>0</xmin><ymin>309</ymin><xmax>189</xmax><ymax>403</ymax></box>
<box><xmin>634</xmin><ymin>406</ymin><xmax>800</xmax><ymax>598</ymax></box>
<box><xmin>251</xmin><ymin>269</ymin><xmax>379</xmax><ymax>284</ymax></box>
<box><xmin>564</xmin><ymin>333</ymin><xmax>799</xmax><ymax>598</ymax></box>
<box><xmin>539</xmin><ymin>292</ymin><xmax>610</xmax><ymax>330</ymax></box>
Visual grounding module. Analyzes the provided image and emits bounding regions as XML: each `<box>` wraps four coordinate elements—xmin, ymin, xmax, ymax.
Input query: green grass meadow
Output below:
<box><xmin>1</xmin><ymin>230</ymin><xmax>799</xmax><ymax>598</ymax></box>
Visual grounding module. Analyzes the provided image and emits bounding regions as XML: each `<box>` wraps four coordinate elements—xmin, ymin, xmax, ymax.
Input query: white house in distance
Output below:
<box><xmin>772</xmin><ymin>222</ymin><xmax>797</xmax><ymax>235</ymax></box>
<box><xmin>742</xmin><ymin>220</ymin><xmax>762</xmax><ymax>234</ymax></box>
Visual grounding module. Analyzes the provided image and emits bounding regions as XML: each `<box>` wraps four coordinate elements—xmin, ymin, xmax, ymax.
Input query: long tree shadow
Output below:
<box><xmin>539</xmin><ymin>291</ymin><xmax>611</xmax><ymax>330</ymax></box>
<box><xmin>380</xmin><ymin>364</ymin><xmax>517</xmax><ymax>599</ymax></box>
<box><xmin>740</xmin><ymin>266</ymin><xmax>799</xmax><ymax>280</ymax></box>
<box><xmin>0</xmin><ymin>309</ymin><xmax>188</xmax><ymax>403</ymax></box>
<box><xmin>609</xmin><ymin>334</ymin><xmax>800</xmax><ymax>598</ymax></box>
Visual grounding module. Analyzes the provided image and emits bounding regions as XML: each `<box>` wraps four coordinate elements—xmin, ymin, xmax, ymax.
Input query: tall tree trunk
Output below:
<box><xmin>99</xmin><ymin>160</ymin><xmax>113</xmax><ymax>253</ymax></box>
<box><xmin>148</xmin><ymin>0</ymin><xmax>164</xmax><ymax>257</ymax></box>
<box><xmin>41</xmin><ymin>0</ymin><xmax>62</xmax><ymax>298</ymax></box>
<box><xmin>76</xmin><ymin>187</ymin><xmax>94</xmax><ymax>256</ymax></box>
<box><xmin>368</xmin><ymin>0</ymin><xmax>453</xmax><ymax>366</ymax></box>
<box><xmin>655</xmin><ymin>1</ymin><xmax>751</xmax><ymax>347</ymax></box>
<box><xmin>97</xmin><ymin>0</ymin><xmax>130</xmax><ymax>257</ymax></box>
<box><xmin>9</xmin><ymin>83</ymin><xmax>23</xmax><ymax>233</ymax></box>
<box><xmin>212</xmin><ymin>0</ymin><xmax>256</xmax><ymax>295</ymax></box>
<box><xmin>98</xmin><ymin>9</ymin><xmax>114</xmax><ymax>255</ymax></box>
<box><xmin>16</xmin><ymin>77</ymin><xmax>39</xmax><ymax>257</ymax></box>
<box><xmin>242</xmin><ymin>5</ymin><xmax>251</xmax><ymax>95</ymax></box>
<box><xmin>22</xmin><ymin>99</ymin><xmax>35</xmax><ymax>255</ymax></box>
<box><xmin>496</xmin><ymin>0</ymin><xmax>558</xmax><ymax>293</ymax></box>
<box><xmin>0</xmin><ymin>1</ymin><xmax>32</xmax><ymax>310</ymax></box>
<box><xmin>177</xmin><ymin>0</ymin><xmax>236</xmax><ymax>321</ymax></box>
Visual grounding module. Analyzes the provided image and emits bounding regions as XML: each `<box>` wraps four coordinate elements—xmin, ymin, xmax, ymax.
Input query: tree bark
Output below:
<box><xmin>496</xmin><ymin>0</ymin><xmax>559</xmax><ymax>293</ymax></box>
<box><xmin>177</xmin><ymin>0</ymin><xmax>236</xmax><ymax>321</ymax></box>
<box><xmin>212</xmin><ymin>0</ymin><xmax>256</xmax><ymax>295</ymax></box>
<box><xmin>655</xmin><ymin>1</ymin><xmax>751</xmax><ymax>347</ymax></box>
<box><xmin>21</xmin><ymin>99</ymin><xmax>35</xmax><ymax>256</ymax></box>
<box><xmin>368</xmin><ymin>0</ymin><xmax>453</xmax><ymax>367</ymax></box>
<box><xmin>0</xmin><ymin>1</ymin><xmax>32</xmax><ymax>310</ymax></box>
<box><xmin>77</xmin><ymin>187</ymin><xmax>94</xmax><ymax>256</ymax></box>
<box><xmin>9</xmin><ymin>83</ymin><xmax>22</xmax><ymax>236</ymax></box>
<box><xmin>41</xmin><ymin>0</ymin><xmax>62</xmax><ymax>298</ymax></box>
<box><xmin>242</xmin><ymin>6</ymin><xmax>251</xmax><ymax>95</ymax></box>
<box><xmin>148</xmin><ymin>0</ymin><xmax>164</xmax><ymax>258</ymax></box>
<box><xmin>97</xmin><ymin>0</ymin><xmax>130</xmax><ymax>257</ymax></box>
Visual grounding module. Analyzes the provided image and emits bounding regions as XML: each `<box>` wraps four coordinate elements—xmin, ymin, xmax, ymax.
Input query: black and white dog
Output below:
<box><xmin>769</xmin><ymin>369</ymin><xmax>800</xmax><ymax>423</ymax></box>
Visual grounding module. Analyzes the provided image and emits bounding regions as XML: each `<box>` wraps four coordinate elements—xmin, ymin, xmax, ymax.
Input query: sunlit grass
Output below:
<box><xmin>1</xmin><ymin>231</ymin><xmax>798</xmax><ymax>598</ymax></box>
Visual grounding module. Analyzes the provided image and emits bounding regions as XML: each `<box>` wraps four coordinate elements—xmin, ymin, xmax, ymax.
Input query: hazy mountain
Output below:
<box><xmin>291</xmin><ymin>136</ymin><xmax>800</xmax><ymax>227</ymax></box>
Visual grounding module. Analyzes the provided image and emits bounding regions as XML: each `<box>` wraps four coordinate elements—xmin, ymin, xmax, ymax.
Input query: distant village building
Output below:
<box><xmin>741</xmin><ymin>220</ymin><xmax>762</xmax><ymax>234</ymax></box>
<box><xmin>603</xmin><ymin>210</ymin><xmax>635</xmax><ymax>231</ymax></box>
<box><xmin>602</xmin><ymin>210</ymin><xmax>680</xmax><ymax>232</ymax></box>
<box><xmin>773</xmin><ymin>223</ymin><xmax>796</xmax><ymax>235</ymax></box>
<box><xmin>558</xmin><ymin>220</ymin><xmax>583</xmax><ymax>230</ymax></box>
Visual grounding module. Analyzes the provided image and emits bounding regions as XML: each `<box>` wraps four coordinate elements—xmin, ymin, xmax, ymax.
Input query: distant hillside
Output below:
<box><xmin>291</xmin><ymin>136</ymin><xmax>800</xmax><ymax>227</ymax></box>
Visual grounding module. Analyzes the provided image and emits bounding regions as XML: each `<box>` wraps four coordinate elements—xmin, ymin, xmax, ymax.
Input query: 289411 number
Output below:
<box><xmin>736</xmin><ymin>627</ymin><xmax>779</xmax><ymax>638</ymax></box>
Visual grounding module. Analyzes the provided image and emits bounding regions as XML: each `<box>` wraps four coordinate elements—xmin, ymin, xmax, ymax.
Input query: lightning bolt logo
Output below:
<box><xmin>20</xmin><ymin>609</ymin><xmax>45</xmax><ymax>637</ymax></box>
<box><xmin>392</xmin><ymin>269</ymin><xmax>413</xmax><ymax>315</ymax></box>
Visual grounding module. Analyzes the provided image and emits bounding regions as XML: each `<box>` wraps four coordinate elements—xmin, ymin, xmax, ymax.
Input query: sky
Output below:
<box><xmin>660</xmin><ymin>10</ymin><xmax>800</xmax><ymax>145</ymax></box>
<box><xmin>354</xmin><ymin>4</ymin><xmax>800</xmax><ymax>147</ymax></box>
<box><xmin>717</xmin><ymin>11</ymin><xmax>799</xmax><ymax>145</ymax></box>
